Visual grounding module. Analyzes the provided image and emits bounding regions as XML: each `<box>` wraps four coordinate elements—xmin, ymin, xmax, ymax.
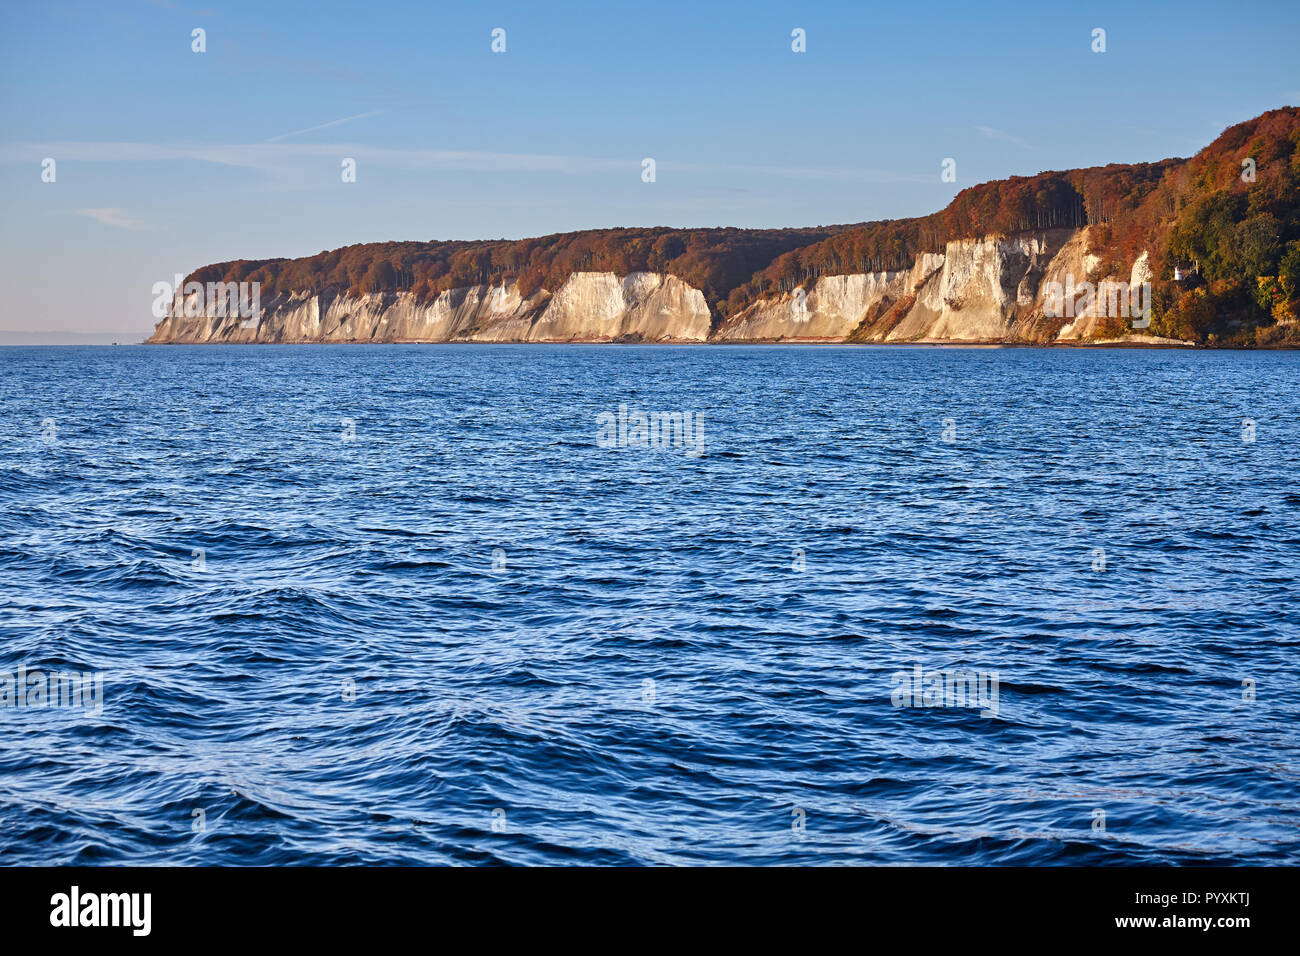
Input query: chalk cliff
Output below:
<box><xmin>148</xmin><ymin>228</ymin><xmax>1169</xmax><ymax>345</ymax></box>
<box><xmin>148</xmin><ymin>271</ymin><xmax>712</xmax><ymax>344</ymax></box>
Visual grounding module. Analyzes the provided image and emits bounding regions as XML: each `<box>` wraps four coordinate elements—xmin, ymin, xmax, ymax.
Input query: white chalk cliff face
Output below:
<box><xmin>715</xmin><ymin>253</ymin><xmax>948</xmax><ymax>342</ymax></box>
<box><xmin>715</xmin><ymin>272</ymin><xmax>911</xmax><ymax>341</ymax></box>
<box><xmin>718</xmin><ymin>228</ymin><xmax>1161</xmax><ymax>344</ymax></box>
<box><xmin>149</xmin><ymin>272</ymin><xmax>711</xmax><ymax>344</ymax></box>
<box><xmin>148</xmin><ymin>229</ymin><xmax>1162</xmax><ymax>344</ymax></box>
<box><xmin>883</xmin><ymin>233</ymin><xmax>1068</xmax><ymax>341</ymax></box>
<box><xmin>527</xmin><ymin>272</ymin><xmax>711</xmax><ymax>342</ymax></box>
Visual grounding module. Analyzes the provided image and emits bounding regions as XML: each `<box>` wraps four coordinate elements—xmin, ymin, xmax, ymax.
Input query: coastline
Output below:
<box><xmin>133</xmin><ymin>337</ymin><xmax>1290</xmax><ymax>349</ymax></box>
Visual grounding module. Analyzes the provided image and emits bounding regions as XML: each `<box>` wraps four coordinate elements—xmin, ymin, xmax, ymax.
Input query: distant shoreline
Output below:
<box><xmin>8</xmin><ymin>338</ymin><xmax>1293</xmax><ymax>350</ymax></box>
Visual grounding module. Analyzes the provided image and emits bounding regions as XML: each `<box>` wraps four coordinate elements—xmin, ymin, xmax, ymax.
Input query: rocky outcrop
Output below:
<box><xmin>880</xmin><ymin>232</ymin><xmax>1070</xmax><ymax>342</ymax></box>
<box><xmin>148</xmin><ymin>229</ymin><xmax>1165</xmax><ymax>345</ymax></box>
<box><xmin>714</xmin><ymin>228</ymin><xmax>1158</xmax><ymax>344</ymax></box>
<box><xmin>147</xmin><ymin>271</ymin><xmax>711</xmax><ymax>344</ymax></box>
<box><xmin>526</xmin><ymin>272</ymin><xmax>710</xmax><ymax>342</ymax></box>
<box><xmin>714</xmin><ymin>271</ymin><xmax>917</xmax><ymax>341</ymax></box>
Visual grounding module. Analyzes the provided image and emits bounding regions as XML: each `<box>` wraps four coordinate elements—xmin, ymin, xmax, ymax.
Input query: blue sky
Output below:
<box><xmin>1</xmin><ymin>0</ymin><xmax>1297</xmax><ymax>337</ymax></box>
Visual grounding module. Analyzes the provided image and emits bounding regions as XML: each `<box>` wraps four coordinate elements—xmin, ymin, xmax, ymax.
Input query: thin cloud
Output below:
<box><xmin>975</xmin><ymin>125</ymin><xmax>1031</xmax><ymax>148</ymax></box>
<box><xmin>2</xmin><ymin>140</ymin><xmax>930</xmax><ymax>184</ymax></box>
<box><xmin>264</xmin><ymin>110</ymin><xmax>388</xmax><ymax>143</ymax></box>
<box><xmin>0</xmin><ymin>141</ymin><xmax>625</xmax><ymax>174</ymax></box>
<box><xmin>72</xmin><ymin>208</ymin><xmax>149</xmax><ymax>230</ymax></box>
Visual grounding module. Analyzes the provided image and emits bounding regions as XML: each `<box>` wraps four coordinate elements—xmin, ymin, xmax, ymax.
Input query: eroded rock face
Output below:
<box><xmin>715</xmin><ymin>272</ymin><xmax>913</xmax><ymax>341</ymax></box>
<box><xmin>147</xmin><ymin>272</ymin><xmax>710</xmax><ymax>344</ymax></box>
<box><xmin>713</xmin><ymin>231</ymin><xmax>1110</xmax><ymax>344</ymax></box>
<box><xmin>528</xmin><ymin>272</ymin><xmax>710</xmax><ymax>342</ymax></box>
<box><xmin>147</xmin><ymin>232</ymin><xmax>1161</xmax><ymax>344</ymax></box>
<box><xmin>1047</xmin><ymin>230</ymin><xmax>1108</xmax><ymax>340</ymax></box>
<box><xmin>883</xmin><ymin>231</ymin><xmax>1074</xmax><ymax>342</ymax></box>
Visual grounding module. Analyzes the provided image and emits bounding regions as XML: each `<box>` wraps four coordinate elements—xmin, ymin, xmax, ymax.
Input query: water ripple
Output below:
<box><xmin>0</xmin><ymin>344</ymin><xmax>1297</xmax><ymax>864</ymax></box>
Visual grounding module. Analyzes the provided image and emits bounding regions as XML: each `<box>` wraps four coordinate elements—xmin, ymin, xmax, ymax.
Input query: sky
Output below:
<box><xmin>1</xmin><ymin>0</ymin><xmax>1297</xmax><ymax>340</ymax></box>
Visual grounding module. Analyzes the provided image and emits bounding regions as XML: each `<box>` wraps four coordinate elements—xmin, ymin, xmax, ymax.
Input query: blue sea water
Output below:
<box><xmin>0</xmin><ymin>343</ymin><xmax>1297</xmax><ymax>866</ymax></box>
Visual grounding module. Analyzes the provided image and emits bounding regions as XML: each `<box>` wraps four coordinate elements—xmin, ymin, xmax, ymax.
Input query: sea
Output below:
<box><xmin>1</xmin><ymin>344</ymin><xmax>1296</xmax><ymax>864</ymax></box>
